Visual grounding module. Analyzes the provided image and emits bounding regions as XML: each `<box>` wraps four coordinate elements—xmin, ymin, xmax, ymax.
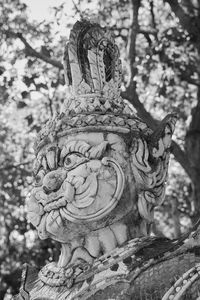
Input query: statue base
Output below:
<box><xmin>14</xmin><ymin>237</ymin><xmax>200</xmax><ymax>300</ymax></box>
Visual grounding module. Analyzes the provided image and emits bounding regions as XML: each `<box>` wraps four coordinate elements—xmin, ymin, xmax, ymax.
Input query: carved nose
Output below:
<box><xmin>42</xmin><ymin>169</ymin><xmax>66</xmax><ymax>194</ymax></box>
<box><xmin>43</xmin><ymin>186</ymin><xmax>51</xmax><ymax>195</ymax></box>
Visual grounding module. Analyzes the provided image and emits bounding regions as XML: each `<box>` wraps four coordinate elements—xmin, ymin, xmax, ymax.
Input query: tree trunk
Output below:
<box><xmin>165</xmin><ymin>0</ymin><xmax>200</xmax><ymax>222</ymax></box>
<box><xmin>185</xmin><ymin>88</ymin><xmax>200</xmax><ymax>217</ymax></box>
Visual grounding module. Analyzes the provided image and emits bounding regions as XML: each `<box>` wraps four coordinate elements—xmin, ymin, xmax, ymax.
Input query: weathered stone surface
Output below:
<box><xmin>15</xmin><ymin>20</ymin><xmax>200</xmax><ymax>300</ymax></box>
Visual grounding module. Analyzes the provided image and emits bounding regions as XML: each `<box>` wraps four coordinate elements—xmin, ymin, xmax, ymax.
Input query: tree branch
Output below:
<box><xmin>128</xmin><ymin>0</ymin><xmax>140</xmax><ymax>89</ymax></box>
<box><xmin>164</xmin><ymin>0</ymin><xmax>200</xmax><ymax>45</ymax></box>
<box><xmin>18</xmin><ymin>33</ymin><xmax>63</xmax><ymax>69</ymax></box>
<box><xmin>121</xmin><ymin>90</ymin><xmax>156</xmax><ymax>128</ymax></box>
<box><xmin>125</xmin><ymin>0</ymin><xmax>157</xmax><ymax>129</ymax></box>
<box><xmin>179</xmin><ymin>74</ymin><xmax>200</xmax><ymax>87</ymax></box>
<box><xmin>3</xmin><ymin>29</ymin><xmax>63</xmax><ymax>69</ymax></box>
<box><xmin>122</xmin><ymin>94</ymin><xmax>192</xmax><ymax>178</ymax></box>
<box><xmin>122</xmin><ymin>89</ymin><xmax>193</xmax><ymax>179</ymax></box>
<box><xmin>171</xmin><ymin>140</ymin><xmax>194</xmax><ymax>179</ymax></box>
<box><xmin>72</xmin><ymin>0</ymin><xmax>84</xmax><ymax>18</ymax></box>
<box><xmin>2</xmin><ymin>21</ymin><xmax>194</xmax><ymax>183</ymax></box>
<box><xmin>149</xmin><ymin>0</ymin><xmax>158</xmax><ymax>42</ymax></box>
<box><xmin>111</xmin><ymin>25</ymin><xmax>157</xmax><ymax>36</ymax></box>
<box><xmin>0</xmin><ymin>161</ymin><xmax>33</xmax><ymax>172</ymax></box>
<box><xmin>124</xmin><ymin>0</ymin><xmax>193</xmax><ymax>179</ymax></box>
<box><xmin>138</xmin><ymin>28</ymin><xmax>157</xmax><ymax>36</ymax></box>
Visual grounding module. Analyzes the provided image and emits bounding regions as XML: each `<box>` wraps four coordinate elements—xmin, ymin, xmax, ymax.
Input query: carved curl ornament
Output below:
<box><xmin>20</xmin><ymin>20</ymin><xmax>179</xmax><ymax>299</ymax></box>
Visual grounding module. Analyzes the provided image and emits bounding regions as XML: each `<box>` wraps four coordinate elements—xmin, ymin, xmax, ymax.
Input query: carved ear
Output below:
<box><xmin>149</xmin><ymin>114</ymin><xmax>177</xmax><ymax>159</ymax></box>
<box><xmin>130</xmin><ymin>114</ymin><xmax>177</xmax><ymax>222</ymax></box>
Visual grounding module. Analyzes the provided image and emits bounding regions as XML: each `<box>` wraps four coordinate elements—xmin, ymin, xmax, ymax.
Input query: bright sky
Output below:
<box><xmin>13</xmin><ymin>1</ymin><xmax>77</xmax><ymax>94</ymax></box>
<box><xmin>22</xmin><ymin>0</ymin><xmax>74</xmax><ymax>21</ymax></box>
<box><xmin>14</xmin><ymin>0</ymin><xmax>99</xmax><ymax>93</ymax></box>
<box><xmin>22</xmin><ymin>0</ymin><xmax>98</xmax><ymax>22</ymax></box>
<box><xmin>21</xmin><ymin>0</ymin><xmax>99</xmax><ymax>38</ymax></box>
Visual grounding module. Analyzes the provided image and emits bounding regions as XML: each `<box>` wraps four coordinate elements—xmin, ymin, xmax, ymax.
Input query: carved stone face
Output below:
<box><xmin>27</xmin><ymin>132</ymin><xmax>136</xmax><ymax>243</ymax></box>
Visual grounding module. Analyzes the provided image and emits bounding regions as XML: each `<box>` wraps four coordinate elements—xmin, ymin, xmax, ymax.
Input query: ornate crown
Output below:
<box><xmin>34</xmin><ymin>20</ymin><xmax>152</xmax><ymax>154</ymax></box>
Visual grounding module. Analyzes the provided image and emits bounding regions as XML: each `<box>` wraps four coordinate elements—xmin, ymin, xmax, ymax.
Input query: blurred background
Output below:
<box><xmin>1</xmin><ymin>0</ymin><xmax>200</xmax><ymax>298</ymax></box>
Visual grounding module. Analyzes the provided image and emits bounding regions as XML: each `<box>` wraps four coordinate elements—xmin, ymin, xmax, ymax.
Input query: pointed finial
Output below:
<box><xmin>63</xmin><ymin>20</ymin><xmax>122</xmax><ymax>98</ymax></box>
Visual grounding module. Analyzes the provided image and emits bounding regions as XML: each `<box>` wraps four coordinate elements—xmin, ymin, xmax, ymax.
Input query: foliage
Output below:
<box><xmin>1</xmin><ymin>0</ymin><xmax>200</xmax><ymax>298</ymax></box>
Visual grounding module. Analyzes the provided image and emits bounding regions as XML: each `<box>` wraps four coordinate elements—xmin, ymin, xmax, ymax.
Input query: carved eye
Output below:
<box><xmin>63</xmin><ymin>153</ymin><xmax>87</xmax><ymax>170</ymax></box>
<box><xmin>34</xmin><ymin>169</ymin><xmax>45</xmax><ymax>186</ymax></box>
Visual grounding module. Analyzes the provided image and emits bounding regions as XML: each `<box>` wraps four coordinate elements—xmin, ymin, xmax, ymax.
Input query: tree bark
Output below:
<box><xmin>165</xmin><ymin>0</ymin><xmax>200</xmax><ymax>216</ymax></box>
<box><xmin>124</xmin><ymin>0</ymin><xmax>193</xmax><ymax>182</ymax></box>
<box><xmin>164</xmin><ymin>0</ymin><xmax>200</xmax><ymax>46</ymax></box>
<box><xmin>185</xmin><ymin>89</ymin><xmax>200</xmax><ymax>213</ymax></box>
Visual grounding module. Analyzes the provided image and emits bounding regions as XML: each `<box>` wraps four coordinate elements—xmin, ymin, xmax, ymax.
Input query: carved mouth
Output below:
<box><xmin>60</xmin><ymin>157</ymin><xmax>125</xmax><ymax>223</ymax></box>
<box><xmin>28</xmin><ymin>157</ymin><xmax>125</xmax><ymax>232</ymax></box>
<box><xmin>42</xmin><ymin>173</ymin><xmax>97</xmax><ymax>213</ymax></box>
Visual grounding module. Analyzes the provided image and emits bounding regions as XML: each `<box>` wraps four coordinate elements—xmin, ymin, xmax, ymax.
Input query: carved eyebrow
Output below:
<box><xmin>88</xmin><ymin>141</ymin><xmax>108</xmax><ymax>159</ymax></box>
<box><xmin>60</xmin><ymin>140</ymin><xmax>91</xmax><ymax>163</ymax></box>
<box><xmin>59</xmin><ymin>140</ymin><xmax>109</xmax><ymax>164</ymax></box>
<box><xmin>34</xmin><ymin>140</ymin><xmax>109</xmax><ymax>173</ymax></box>
<box><xmin>33</xmin><ymin>156</ymin><xmax>48</xmax><ymax>175</ymax></box>
<box><xmin>35</xmin><ymin>146</ymin><xmax>59</xmax><ymax>173</ymax></box>
<box><xmin>33</xmin><ymin>158</ymin><xmax>41</xmax><ymax>175</ymax></box>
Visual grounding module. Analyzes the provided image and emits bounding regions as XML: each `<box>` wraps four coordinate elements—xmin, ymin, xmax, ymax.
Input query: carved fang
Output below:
<box><xmin>57</xmin><ymin>243</ymin><xmax>72</xmax><ymax>268</ymax></box>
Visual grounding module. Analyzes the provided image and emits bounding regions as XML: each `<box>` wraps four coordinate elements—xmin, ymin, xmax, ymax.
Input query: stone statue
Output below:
<box><xmin>15</xmin><ymin>20</ymin><xmax>200</xmax><ymax>300</ymax></box>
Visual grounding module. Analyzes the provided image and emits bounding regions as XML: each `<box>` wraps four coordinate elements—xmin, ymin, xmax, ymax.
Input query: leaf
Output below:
<box><xmin>17</xmin><ymin>101</ymin><xmax>27</xmax><ymax>109</ymax></box>
<box><xmin>25</xmin><ymin>114</ymin><xmax>33</xmax><ymax>126</ymax></box>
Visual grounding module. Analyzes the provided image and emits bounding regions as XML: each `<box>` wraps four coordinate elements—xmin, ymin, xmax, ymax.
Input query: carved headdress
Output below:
<box><xmin>34</xmin><ymin>20</ymin><xmax>152</xmax><ymax>154</ymax></box>
<box><xmin>34</xmin><ymin>20</ymin><xmax>176</xmax><ymax>222</ymax></box>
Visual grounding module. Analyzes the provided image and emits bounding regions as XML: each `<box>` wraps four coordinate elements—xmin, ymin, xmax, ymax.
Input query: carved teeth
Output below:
<box><xmin>46</xmin><ymin>150</ymin><xmax>56</xmax><ymax>170</ymax></box>
<box><xmin>63</xmin><ymin>181</ymin><xmax>75</xmax><ymax>203</ymax></box>
<box><xmin>57</xmin><ymin>243</ymin><xmax>71</xmax><ymax>268</ymax></box>
<box><xmin>85</xmin><ymin>234</ymin><xmax>100</xmax><ymax>258</ymax></box>
<box><xmin>110</xmin><ymin>223</ymin><xmax>128</xmax><ymax>246</ymax></box>
<box><xmin>98</xmin><ymin>228</ymin><xmax>117</xmax><ymax>252</ymax></box>
<box><xmin>70</xmin><ymin>247</ymin><xmax>93</xmax><ymax>265</ymax></box>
